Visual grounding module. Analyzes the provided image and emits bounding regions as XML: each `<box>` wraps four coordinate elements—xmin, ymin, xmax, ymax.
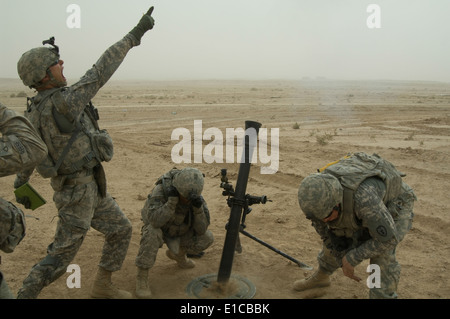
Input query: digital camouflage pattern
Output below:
<box><xmin>1</xmin><ymin>103</ymin><xmax>47</xmax><ymax>299</ymax></box>
<box><xmin>17</xmin><ymin>47</ymin><xmax>59</xmax><ymax>88</ymax></box>
<box><xmin>298</xmin><ymin>173</ymin><xmax>343</xmax><ymax>219</ymax></box>
<box><xmin>172</xmin><ymin>167</ymin><xmax>205</xmax><ymax>198</ymax></box>
<box><xmin>17</xmin><ymin>183</ymin><xmax>131</xmax><ymax>299</ymax></box>
<box><xmin>312</xmin><ymin>179</ymin><xmax>415</xmax><ymax>298</ymax></box>
<box><xmin>17</xmin><ymin>35</ymin><xmax>139</xmax><ymax>181</ymax></box>
<box><xmin>135</xmin><ymin>168</ymin><xmax>213</xmax><ymax>269</ymax></box>
<box><xmin>15</xmin><ymin>34</ymin><xmax>141</xmax><ymax>299</ymax></box>
<box><xmin>298</xmin><ymin>153</ymin><xmax>416</xmax><ymax>298</ymax></box>
<box><xmin>0</xmin><ymin>198</ymin><xmax>25</xmax><ymax>254</ymax></box>
<box><xmin>0</xmin><ymin>103</ymin><xmax>47</xmax><ymax>176</ymax></box>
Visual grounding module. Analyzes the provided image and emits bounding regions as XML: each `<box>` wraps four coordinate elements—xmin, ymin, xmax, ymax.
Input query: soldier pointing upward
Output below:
<box><xmin>14</xmin><ymin>6</ymin><xmax>155</xmax><ymax>299</ymax></box>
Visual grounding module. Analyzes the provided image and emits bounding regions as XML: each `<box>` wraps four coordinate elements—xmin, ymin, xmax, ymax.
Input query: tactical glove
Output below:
<box><xmin>129</xmin><ymin>6</ymin><xmax>155</xmax><ymax>42</ymax></box>
<box><xmin>14</xmin><ymin>175</ymin><xmax>28</xmax><ymax>189</ymax></box>
<box><xmin>189</xmin><ymin>193</ymin><xmax>203</xmax><ymax>208</ymax></box>
<box><xmin>167</xmin><ymin>185</ymin><xmax>179</xmax><ymax>198</ymax></box>
<box><xmin>15</xmin><ymin>196</ymin><xmax>31</xmax><ymax>209</ymax></box>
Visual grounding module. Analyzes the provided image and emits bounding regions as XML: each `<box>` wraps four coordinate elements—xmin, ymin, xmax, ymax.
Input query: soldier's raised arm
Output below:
<box><xmin>144</xmin><ymin>184</ymin><xmax>178</xmax><ymax>229</ymax></box>
<box><xmin>62</xmin><ymin>6</ymin><xmax>155</xmax><ymax>115</ymax></box>
<box><xmin>17</xmin><ymin>6</ymin><xmax>155</xmax><ymax>120</ymax></box>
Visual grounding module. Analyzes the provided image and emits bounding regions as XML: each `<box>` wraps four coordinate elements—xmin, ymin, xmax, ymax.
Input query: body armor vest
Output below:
<box><xmin>25</xmin><ymin>88</ymin><xmax>111</xmax><ymax>178</ymax></box>
<box><xmin>321</xmin><ymin>152</ymin><xmax>404</xmax><ymax>237</ymax></box>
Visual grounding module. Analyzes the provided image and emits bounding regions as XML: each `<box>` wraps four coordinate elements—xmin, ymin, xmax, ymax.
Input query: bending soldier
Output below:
<box><xmin>0</xmin><ymin>102</ymin><xmax>47</xmax><ymax>298</ymax></box>
<box><xmin>296</xmin><ymin>152</ymin><xmax>416</xmax><ymax>299</ymax></box>
<box><xmin>135</xmin><ymin>167</ymin><xmax>214</xmax><ymax>298</ymax></box>
<box><xmin>14</xmin><ymin>6</ymin><xmax>155</xmax><ymax>299</ymax></box>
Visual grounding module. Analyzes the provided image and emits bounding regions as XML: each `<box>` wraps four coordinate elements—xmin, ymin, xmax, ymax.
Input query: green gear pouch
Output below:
<box><xmin>94</xmin><ymin>164</ymin><xmax>107</xmax><ymax>198</ymax></box>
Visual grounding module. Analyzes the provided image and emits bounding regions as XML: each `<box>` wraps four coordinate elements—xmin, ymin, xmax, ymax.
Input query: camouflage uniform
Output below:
<box><xmin>0</xmin><ymin>103</ymin><xmax>47</xmax><ymax>298</ymax></box>
<box><xmin>14</xmin><ymin>34</ymin><xmax>146</xmax><ymax>299</ymax></box>
<box><xmin>0</xmin><ymin>103</ymin><xmax>47</xmax><ymax>175</ymax></box>
<box><xmin>298</xmin><ymin>153</ymin><xmax>416</xmax><ymax>298</ymax></box>
<box><xmin>136</xmin><ymin>168</ymin><xmax>214</xmax><ymax>270</ymax></box>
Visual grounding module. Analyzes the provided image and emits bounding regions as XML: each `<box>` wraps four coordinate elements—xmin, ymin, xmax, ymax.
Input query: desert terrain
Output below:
<box><xmin>0</xmin><ymin>78</ymin><xmax>449</xmax><ymax>300</ymax></box>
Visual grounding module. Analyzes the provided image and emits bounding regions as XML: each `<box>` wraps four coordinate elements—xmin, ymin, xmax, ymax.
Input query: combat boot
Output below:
<box><xmin>293</xmin><ymin>267</ymin><xmax>331</xmax><ymax>292</ymax></box>
<box><xmin>90</xmin><ymin>267</ymin><xmax>132</xmax><ymax>299</ymax></box>
<box><xmin>166</xmin><ymin>249</ymin><xmax>195</xmax><ymax>269</ymax></box>
<box><xmin>135</xmin><ymin>267</ymin><xmax>152</xmax><ymax>299</ymax></box>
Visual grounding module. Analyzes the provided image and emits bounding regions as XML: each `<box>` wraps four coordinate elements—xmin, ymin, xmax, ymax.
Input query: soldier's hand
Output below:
<box><xmin>14</xmin><ymin>176</ymin><xmax>29</xmax><ymax>189</ymax></box>
<box><xmin>139</xmin><ymin>6</ymin><xmax>155</xmax><ymax>31</ymax></box>
<box><xmin>16</xmin><ymin>196</ymin><xmax>31</xmax><ymax>209</ymax></box>
<box><xmin>167</xmin><ymin>185</ymin><xmax>179</xmax><ymax>198</ymax></box>
<box><xmin>129</xmin><ymin>6</ymin><xmax>155</xmax><ymax>42</ymax></box>
<box><xmin>341</xmin><ymin>256</ymin><xmax>361</xmax><ymax>282</ymax></box>
<box><xmin>189</xmin><ymin>193</ymin><xmax>203</xmax><ymax>208</ymax></box>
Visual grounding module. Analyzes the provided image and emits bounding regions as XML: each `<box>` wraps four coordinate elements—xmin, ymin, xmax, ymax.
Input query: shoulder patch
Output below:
<box><xmin>376</xmin><ymin>225</ymin><xmax>388</xmax><ymax>237</ymax></box>
<box><xmin>367</xmin><ymin>215</ymin><xmax>397</xmax><ymax>242</ymax></box>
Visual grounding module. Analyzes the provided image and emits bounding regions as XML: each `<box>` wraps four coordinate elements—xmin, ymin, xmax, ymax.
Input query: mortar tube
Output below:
<box><xmin>217</xmin><ymin>120</ymin><xmax>261</xmax><ymax>283</ymax></box>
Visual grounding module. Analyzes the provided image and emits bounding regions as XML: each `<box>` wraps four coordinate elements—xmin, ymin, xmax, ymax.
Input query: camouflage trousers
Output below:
<box><xmin>135</xmin><ymin>223</ymin><xmax>214</xmax><ymax>269</ymax></box>
<box><xmin>17</xmin><ymin>180</ymin><xmax>132</xmax><ymax>299</ymax></box>
<box><xmin>318</xmin><ymin>188</ymin><xmax>414</xmax><ymax>299</ymax></box>
<box><xmin>1</xmin><ymin>198</ymin><xmax>25</xmax><ymax>299</ymax></box>
<box><xmin>0</xmin><ymin>271</ymin><xmax>14</xmax><ymax>299</ymax></box>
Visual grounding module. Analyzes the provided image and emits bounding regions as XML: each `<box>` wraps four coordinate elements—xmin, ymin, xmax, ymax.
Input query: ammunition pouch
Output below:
<box><xmin>325</xmin><ymin>231</ymin><xmax>353</xmax><ymax>259</ymax></box>
<box><xmin>92</xmin><ymin>129</ymin><xmax>114</xmax><ymax>163</ymax></box>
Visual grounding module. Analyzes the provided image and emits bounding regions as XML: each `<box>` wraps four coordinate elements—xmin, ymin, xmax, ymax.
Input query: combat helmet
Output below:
<box><xmin>172</xmin><ymin>167</ymin><xmax>204</xmax><ymax>198</ymax></box>
<box><xmin>297</xmin><ymin>173</ymin><xmax>343</xmax><ymax>220</ymax></box>
<box><xmin>17</xmin><ymin>37</ymin><xmax>60</xmax><ymax>88</ymax></box>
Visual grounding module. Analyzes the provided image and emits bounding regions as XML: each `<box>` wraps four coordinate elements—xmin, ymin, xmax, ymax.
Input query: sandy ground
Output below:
<box><xmin>0</xmin><ymin>78</ymin><xmax>449</xmax><ymax>300</ymax></box>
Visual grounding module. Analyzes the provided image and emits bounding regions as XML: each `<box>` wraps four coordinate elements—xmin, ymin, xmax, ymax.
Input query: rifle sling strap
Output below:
<box><xmin>53</xmin><ymin>126</ymin><xmax>81</xmax><ymax>172</ymax></box>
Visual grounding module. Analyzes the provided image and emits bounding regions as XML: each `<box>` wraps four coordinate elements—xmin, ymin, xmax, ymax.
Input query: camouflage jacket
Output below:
<box><xmin>1</xmin><ymin>103</ymin><xmax>46</xmax><ymax>253</ymax></box>
<box><xmin>141</xmin><ymin>183</ymin><xmax>211</xmax><ymax>238</ymax></box>
<box><xmin>0</xmin><ymin>102</ymin><xmax>47</xmax><ymax>177</ymax></box>
<box><xmin>312</xmin><ymin>177</ymin><xmax>414</xmax><ymax>267</ymax></box>
<box><xmin>16</xmin><ymin>34</ymin><xmax>140</xmax><ymax>182</ymax></box>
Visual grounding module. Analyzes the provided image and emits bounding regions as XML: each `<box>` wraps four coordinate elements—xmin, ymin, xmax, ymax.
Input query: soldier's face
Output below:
<box><xmin>47</xmin><ymin>59</ymin><xmax>67</xmax><ymax>87</ymax></box>
<box><xmin>322</xmin><ymin>205</ymin><xmax>340</xmax><ymax>223</ymax></box>
<box><xmin>179</xmin><ymin>195</ymin><xmax>191</xmax><ymax>205</ymax></box>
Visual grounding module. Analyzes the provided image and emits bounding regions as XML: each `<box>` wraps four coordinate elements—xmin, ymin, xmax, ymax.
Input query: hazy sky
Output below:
<box><xmin>1</xmin><ymin>0</ymin><xmax>450</xmax><ymax>82</ymax></box>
